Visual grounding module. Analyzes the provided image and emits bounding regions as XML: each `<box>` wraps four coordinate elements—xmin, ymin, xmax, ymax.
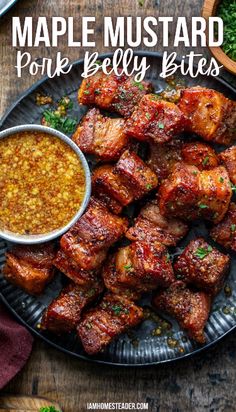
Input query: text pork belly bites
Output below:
<box><xmin>125</xmin><ymin>95</ymin><xmax>186</xmax><ymax>144</ymax></box>
<box><xmin>174</xmin><ymin>238</ymin><xmax>230</xmax><ymax>295</ymax></box>
<box><xmin>178</xmin><ymin>86</ymin><xmax>236</xmax><ymax>145</ymax></box>
<box><xmin>153</xmin><ymin>281</ymin><xmax>211</xmax><ymax>343</ymax></box>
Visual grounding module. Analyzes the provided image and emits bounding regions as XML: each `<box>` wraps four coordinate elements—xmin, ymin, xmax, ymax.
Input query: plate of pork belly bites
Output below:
<box><xmin>1</xmin><ymin>52</ymin><xmax>236</xmax><ymax>365</ymax></box>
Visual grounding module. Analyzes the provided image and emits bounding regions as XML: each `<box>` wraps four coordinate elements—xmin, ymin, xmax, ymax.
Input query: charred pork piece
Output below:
<box><xmin>147</xmin><ymin>140</ymin><xmax>182</xmax><ymax>181</ymax></box>
<box><xmin>78</xmin><ymin>70</ymin><xmax>153</xmax><ymax>118</ymax></box>
<box><xmin>153</xmin><ymin>281</ymin><xmax>211</xmax><ymax>343</ymax></box>
<box><xmin>92</xmin><ymin>153</ymin><xmax>158</xmax><ymax>214</ymax></box>
<box><xmin>3</xmin><ymin>243</ymin><xmax>56</xmax><ymax>295</ymax></box>
<box><xmin>159</xmin><ymin>163</ymin><xmax>232</xmax><ymax>223</ymax></box>
<box><xmin>126</xmin><ymin>199</ymin><xmax>188</xmax><ymax>246</ymax></box>
<box><xmin>174</xmin><ymin>238</ymin><xmax>230</xmax><ymax>295</ymax></box>
<box><xmin>103</xmin><ymin>241</ymin><xmax>175</xmax><ymax>295</ymax></box>
<box><xmin>72</xmin><ymin>108</ymin><xmax>130</xmax><ymax>162</ymax></box>
<box><xmin>178</xmin><ymin>87</ymin><xmax>236</xmax><ymax>145</ymax></box>
<box><xmin>53</xmin><ymin>249</ymin><xmax>98</xmax><ymax>285</ymax></box>
<box><xmin>125</xmin><ymin>94</ymin><xmax>186</xmax><ymax>144</ymax></box>
<box><xmin>210</xmin><ymin>202</ymin><xmax>236</xmax><ymax>252</ymax></box>
<box><xmin>41</xmin><ymin>281</ymin><xmax>103</xmax><ymax>334</ymax></box>
<box><xmin>77</xmin><ymin>293</ymin><xmax>143</xmax><ymax>355</ymax></box>
<box><xmin>60</xmin><ymin>198</ymin><xmax>128</xmax><ymax>271</ymax></box>
<box><xmin>219</xmin><ymin>146</ymin><xmax>236</xmax><ymax>185</ymax></box>
<box><xmin>181</xmin><ymin>142</ymin><xmax>219</xmax><ymax>171</ymax></box>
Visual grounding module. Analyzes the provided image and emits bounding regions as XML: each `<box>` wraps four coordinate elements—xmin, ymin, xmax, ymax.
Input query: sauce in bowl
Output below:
<box><xmin>0</xmin><ymin>131</ymin><xmax>86</xmax><ymax>235</ymax></box>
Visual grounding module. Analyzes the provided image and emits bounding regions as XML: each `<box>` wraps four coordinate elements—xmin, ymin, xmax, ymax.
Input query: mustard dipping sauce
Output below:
<box><xmin>0</xmin><ymin>131</ymin><xmax>86</xmax><ymax>235</ymax></box>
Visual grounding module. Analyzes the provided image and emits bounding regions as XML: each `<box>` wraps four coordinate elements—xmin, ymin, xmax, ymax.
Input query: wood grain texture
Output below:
<box><xmin>0</xmin><ymin>1</ymin><xmax>236</xmax><ymax>411</ymax></box>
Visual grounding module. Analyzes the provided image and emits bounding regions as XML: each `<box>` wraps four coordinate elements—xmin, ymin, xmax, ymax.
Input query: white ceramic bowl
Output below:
<box><xmin>0</xmin><ymin>124</ymin><xmax>91</xmax><ymax>244</ymax></box>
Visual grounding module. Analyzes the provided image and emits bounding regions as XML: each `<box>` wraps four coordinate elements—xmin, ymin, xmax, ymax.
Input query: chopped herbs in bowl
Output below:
<box><xmin>217</xmin><ymin>0</ymin><xmax>236</xmax><ymax>62</ymax></box>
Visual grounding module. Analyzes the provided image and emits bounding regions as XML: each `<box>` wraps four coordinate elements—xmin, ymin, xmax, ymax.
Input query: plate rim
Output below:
<box><xmin>0</xmin><ymin>0</ymin><xmax>18</xmax><ymax>18</ymax></box>
<box><xmin>1</xmin><ymin>50</ymin><xmax>236</xmax><ymax>367</ymax></box>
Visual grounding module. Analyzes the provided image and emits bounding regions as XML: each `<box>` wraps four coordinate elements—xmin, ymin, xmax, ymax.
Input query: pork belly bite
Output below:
<box><xmin>41</xmin><ymin>281</ymin><xmax>103</xmax><ymax>334</ymax></box>
<box><xmin>78</xmin><ymin>70</ymin><xmax>153</xmax><ymax>118</ymax></box>
<box><xmin>60</xmin><ymin>198</ymin><xmax>128</xmax><ymax>271</ymax></box>
<box><xmin>153</xmin><ymin>281</ymin><xmax>211</xmax><ymax>343</ymax></box>
<box><xmin>147</xmin><ymin>140</ymin><xmax>182</xmax><ymax>181</ymax></box>
<box><xmin>174</xmin><ymin>238</ymin><xmax>230</xmax><ymax>295</ymax></box>
<box><xmin>126</xmin><ymin>199</ymin><xmax>188</xmax><ymax>246</ymax></box>
<box><xmin>103</xmin><ymin>241</ymin><xmax>175</xmax><ymax>295</ymax></box>
<box><xmin>3</xmin><ymin>243</ymin><xmax>56</xmax><ymax>295</ymax></box>
<box><xmin>125</xmin><ymin>95</ymin><xmax>186</xmax><ymax>144</ymax></box>
<box><xmin>219</xmin><ymin>146</ymin><xmax>236</xmax><ymax>185</ymax></box>
<box><xmin>210</xmin><ymin>202</ymin><xmax>236</xmax><ymax>252</ymax></box>
<box><xmin>181</xmin><ymin>142</ymin><xmax>219</xmax><ymax>171</ymax></box>
<box><xmin>178</xmin><ymin>87</ymin><xmax>236</xmax><ymax>145</ymax></box>
<box><xmin>77</xmin><ymin>293</ymin><xmax>143</xmax><ymax>355</ymax></box>
<box><xmin>72</xmin><ymin>108</ymin><xmax>129</xmax><ymax>161</ymax></box>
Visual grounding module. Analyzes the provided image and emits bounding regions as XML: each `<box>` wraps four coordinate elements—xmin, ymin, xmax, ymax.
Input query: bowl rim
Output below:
<box><xmin>0</xmin><ymin>124</ymin><xmax>91</xmax><ymax>244</ymax></box>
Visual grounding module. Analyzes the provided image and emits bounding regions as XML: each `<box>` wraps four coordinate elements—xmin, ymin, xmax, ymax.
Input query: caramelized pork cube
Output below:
<box><xmin>72</xmin><ymin>108</ymin><xmax>129</xmax><ymax>161</ymax></box>
<box><xmin>41</xmin><ymin>282</ymin><xmax>103</xmax><ymax>334</ymax></box>
<box><xmin>77</xmin><ymin>293</ymin><xmax>143</xmax><ymax>354</ymax></box>
<box><xmin>53</xmin><ymin>249</ymin><xmax>98</xmax><ymax>285</ymax></box>
<box><xmin>147</xmin><ymin>140</ymin><xmax>182</xmax><ymax>181</ymax></box>
<box><xmin>153</xmin><ymin>281</ymin><xmax>211</xmax><ymax>343</ymax></box>
<box><xmin>3</xmin><ymin>243</ymin><xmax>56</xmax><ymax>295</ymax></box>
<box><xmin>178</xmin><ymin>87</ymin><xmax>236</xmax><ymax>145</ymax></box>
<box><xmin>210</xmin><ymin>202</ymin><xmax>236</xmax><ymax>252</ymax></box>
<box><xmin>219</xmin><ymin>146</ymin><xmax>236</xmax><ymax>185</ymax></box>
<box><xmin>181</xmin><ymin>142</ymin><xmax>219</xmax><ymax>171</ymax></box>
<box><xmin>174</xmin><ymin>238</ymin><xmax>230</xmax><ymax>295</ymax></box>
<box><xmin>159</xmin><ymin>163</ymin><xmax>200</xmax><ymax>220</ymax></box>
<box><xmin>125</xmin><ymin>95</ymin><xmax>186</xmax><ymax>144</ymax></box>
<box><xmin>78</xmin><ymin>70</ymin><xmax>153</xmax><ymax>118</ymax></box>
<box><xmin>126</xmin><ymin>199</ymin><xmax>188</xmax><ymax>246</ymax></box>
<box><xmin>60</xmin><ymin>198</ymin><xmax>128</xmax><ymax>270</ymax></box>
<box><xmin>114</xmin><ymin>150</ymin><xmax>158</xmax><ymax>197</ymax></box>
<box><xmin>198</xmin><ymin>166</ymin><xmax>232</xmax><ymax>223</ymax></box>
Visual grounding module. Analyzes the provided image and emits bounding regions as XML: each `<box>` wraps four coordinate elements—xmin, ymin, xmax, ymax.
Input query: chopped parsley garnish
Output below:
<box><xmin>195</xmin><ymin>245</ymin><xmax>213</xmax><ymax>259</ymax></box>
<box><xmin>124</xmin><ymin>264</ymin><xmax>133</xmax><ymax>271</ymax></box>
<box><xmin>231</xmin><ymin>224</ymin><xmax>236</xmax><ymax>232</ymax></box>
<box><xmin>43</xmin><ymin>110</ymin><xmax>77</xmax><ymax>134</ymax></box>
<box><xmin>231</xmin><ymin>183</ymin><xmax>236</xmax><ymax>191</ymax></box>
<box><xmin>145</xmin><ymin>112</ymin><xmax>151</xmax><ymax>120</ymax></box>
<box><xmin>198</xmin><ymin>203</ymin><xmax>208</xmax><ymax>209</ymax></box>
<box><xmin>138</xmin><ymin>0</ymin><xmax>145</xmax><ymax>6</ymax></box>
<box><xmin>94</xmin><ymin>89</ymin><xmax>101</xmax><ymax>95</ymax></box>
<box><xmin>83</xmin><ymin>90</ymin><xmax>90</xmax><ymax>95</ymax></box>
<box><xmin>158</xmin><ymin>122</ymin><xmax>165</xmax><ymax>129</ymax></box>
<box><xmin>217</xmin><ymin>0</ymin><xmax>236</xmax><ymax>61</ymax></box>
<box><xmin>202</xmin><ymin>156</ymin><xmax>209</xmax><ymax>166</ymax></box>
<box><xmin>39</xmin><ymin>407</ymin><xmax>60</xmax><ymax>412</ymax></box>
<box><xmin>133</xmin><ymin>80</ymin><xmax>144</xmax><ymax>90</ymax></box>
<box><xmin>192</xmin><ymin>171</ymin><xmax>198</xmax><ymax>176</ymax></box>
<box><xmin>146</xmin><ymin>183</ymin><xmax>153</xmax><ymax>190</ymax></box>
<box><xmin>219</xmin><ymin>176</ymin><xmax>224</xmax><ymax>183</ymax></box>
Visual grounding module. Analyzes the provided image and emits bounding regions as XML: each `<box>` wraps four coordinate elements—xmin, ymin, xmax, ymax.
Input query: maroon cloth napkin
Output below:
<box><xmin>0</xmin><ymin>304</ymin><xmax>33</xmax><ymax>389</ymax></box>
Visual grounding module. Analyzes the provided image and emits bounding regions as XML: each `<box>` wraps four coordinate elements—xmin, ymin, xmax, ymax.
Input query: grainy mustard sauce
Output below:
<box><xmin>0</xmin><ymin>131</ymin><xmax>86</xmax><ymax>235</ymax></box>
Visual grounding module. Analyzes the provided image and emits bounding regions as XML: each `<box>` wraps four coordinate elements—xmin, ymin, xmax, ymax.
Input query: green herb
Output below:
<box><xmin>138</xmin><ymin>0</ymin><xmax>145</xmax><ymax>6</ymax></box>
<box><xmin>133</xmin><ymin>80</ymin><xmax>144</xmax><ymax>90</ymax></box>
<box><xmin>83</xmin><ymin>90</ymin><xmax>90</xmax><ymax>95</ymax></box>
<box><xmin>198</xmin><ymin>203</ymin><xmax>208</xmax><ymax>209</ymax></box>
<box><xmin>158</xmin><ymin>122</ymin><xmax>165</xmax><ymax>129</ymax></box>
<box><xmin>202</xmin><ymin>156</ymin><xmax>209</xmax><ymax>166</ymax></box>
<box><xmin>58</xmin><ymin>96</ymin><xmax>73</xmax><ymax>110</ymax></box>
<box><xmin>217</xmin><ymin>0</ymin><xmax>236</xmax><ymax>61</ymax></box>
<box><xmin>124</xmin><ymin>264</ymin><xmax>133</xmax><ymax>271</ymax></box>
<box><xmin>192</xmin><ymin>171</ymin><xmax>198</xmax><ymax>176</ymax></box>
<box><xmin>95</xmin><ymin>60</ymin><xmax>102</xmax><ymax>66</ymax></box>
<box><xmin>195</xmin><ymin>245</ymin><xmax>213</xmax><ymax>259</ymax></box>
<box><xmin>43</xmin><ymin>110</ymin><xmax>77</xmax><ymax>134</ymax></box>
<box><xmin>231</xmin><ymin>183</ymin><xmax>236</xmax><ymax>192</ymax></box>
<box><xmin>112</xmin><ymin>305</ymin><xmax>122</xmax><ymax>315</ymax></box>
<box><xmin>219</xmin><ymin>176</ymin><xmax>224</xmax><ymax>183</ymax></box>
<box><xmin>39</xmin><ymin>407</ymin><xmax>60</xmax><ymax>412</ymax></box>
<box><xmin>145</xmin><ymin>112</ymin><xmax>151</xmax><ymax>120</ymax></box>
<box><xmin>94</xmin><ymin>89</ymin><xmax>101</xmax><ymax>95</ymax></box>
<box><xmin>231</xmin><ymin>224</ymin><xmax>236</xmax><ymax>232</ymax></box>
<box><xmin>166</xmin><ymin>252</ymin><xmax>171</xmax><ymax>263</ymax></box>
<box><xmin>146</xmin><ymin>183</ymin><xmax>153</xmax><ymax>190</ymax></box>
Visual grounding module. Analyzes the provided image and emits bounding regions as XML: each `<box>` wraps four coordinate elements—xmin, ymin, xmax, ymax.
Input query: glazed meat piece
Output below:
<box><xmin>147</xmin><ymin>140</ymin><xmax>182</xmax><ymax>181</ymax></box>
<box><xmin>178</xmin><ymin>87</ymin><xmax>236</xmax><ymax>145</ymax></box>
<box><xmin>153</xmin><ymin>281</ymin><xmax>211</xmax><ymax>343</ymax></box>
<box><xmin>53</xmin><ymin>249</ymin><xmax>98</xmax><ymax>285</ymax></box>
<box><xmin>174</xmin><ymin>238</ymin><xmax>230</xmax><ymax>295</ymax></box>
<box><xmin>41</xmin><ymin>281</ymin><xmax>103</xmax><ymax>334</ymax></box>
<box><xmin>103</xmin><ymin>241</ymin><xmax>175</xmax><ymax>295</ymax></box>
<box><xmin>125</xmin><ymin>95</ymin><xmax>186</xmax><ymax>144</ymax></box>
<box><xmin>78</xmin><ymin>69</ymin><xmax>153</xmax><ymax>118</ymax></box>
<box><xmin>126</xmin><ymin>199</ymin><xmax>188</xmax><ymax>246</ymax></box>
<box><xmin>159</xmin><ymin>163</ymin><xmax>232</xmax><ymax>223</ymax></box>
<box><xmin>219</xmin><ymin>146</ymin><xmax>236</xmax><ymax>185</ymax></box>
<box><xmin>72</xmin><ymin>108</ymin><xmax>130</xmax><ymax>161</ymax></box>
<box><xmin>60</xmin><ymin>198</ymin><xmax>128</xmax><ymax>271</ymax></box>
<box><xmin>114</xmin><ymin>150</ymin><xmax>158</xmax><ymax>196</ymax></box>
<box><xmin>181</xmin><ymin>142</ymin><xmax>219</xmax><ymax>171</ymax></box>
<box><xmin>210</xmin><ymin>202</ymin><xmax>236</xmax><ymax>252</ymax></box>
<box><xmin>77</xmin><ymin>293</ymin><xmax>143</xmax><ymax>354</ymax></box>
<box><xmin>159</xmin><ymin>162</ymin><xmax>200</xmax><ymax>221</ymax></box>
<box><xmin>3</xmin><ymin>243</ymin><xmax>56</xmax><ymax>295</ymax></box>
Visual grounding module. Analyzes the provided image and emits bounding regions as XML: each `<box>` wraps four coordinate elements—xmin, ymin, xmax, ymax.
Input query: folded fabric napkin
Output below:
<box><xmin>0</xmin><ymin>303</ymin><xmax>33</xmax><ymax>389</ymax></box>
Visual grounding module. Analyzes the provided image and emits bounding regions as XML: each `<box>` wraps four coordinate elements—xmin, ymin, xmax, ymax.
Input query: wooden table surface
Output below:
<box><xmin>1</xmin><ymin>0</ymin><xmax>236</xmax><ymax>411</ymax></box>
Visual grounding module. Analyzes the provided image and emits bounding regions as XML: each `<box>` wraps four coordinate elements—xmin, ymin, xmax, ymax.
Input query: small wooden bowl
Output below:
<box><xmin>202</xmin><ymin>0</ymin><xmax>236</xmax><ymax>75</ymax></box>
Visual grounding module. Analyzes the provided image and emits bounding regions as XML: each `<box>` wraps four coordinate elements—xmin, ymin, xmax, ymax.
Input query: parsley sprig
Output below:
<box><xmin>217</xmin><ymin>0</ymin><xmax>236</xmax><ymax>61</ymax></box>
<box><xmin>194</xmin><ymin>245</ymin><xmax>213</xmax><ymax>259</ymax></box>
